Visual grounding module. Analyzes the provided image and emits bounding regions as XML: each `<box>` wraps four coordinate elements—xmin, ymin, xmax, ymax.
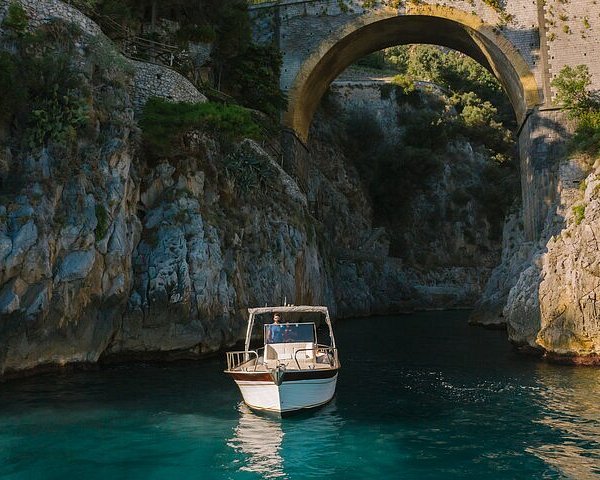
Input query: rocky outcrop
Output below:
<box><xmin>508</xmin><ymin>155</ymin><xmax>600</xmax><ymax>361</ymax></box>
<box><xmin>107</xmin><ymin>138</ymin><xmax>333</xmax><ymax>359</ymax></box>
<box><xmin>4</xmin><ymin>0</ymin><xmax>600</xmax><ymax>375</ymax></box>
<box><xmin>0</xmin><ymin>131</ymin><xmax>140</xmax><ymax>374</ymax></box>
<box><xmin>469</xmin><ymin>213</ymin><xmax>535</xmax><ymax>327</ymax></box>
<box><xmin>474</xmin><ymin>149</ymin><xmax>600</xmax><ymax>362</ymax></box>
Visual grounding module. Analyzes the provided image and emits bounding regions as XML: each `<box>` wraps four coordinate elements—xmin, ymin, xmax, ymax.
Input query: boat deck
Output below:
<box><xmin>230</xmin><ymin>356</ymin><xmax>335</xmax><ymax>373</ymax></box>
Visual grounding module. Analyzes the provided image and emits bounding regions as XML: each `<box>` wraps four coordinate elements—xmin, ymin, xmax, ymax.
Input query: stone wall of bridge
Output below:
<box><xmin>250</xmin><ymin>0</ymin><xmax>600</xmax><ymax>242</ymax></box>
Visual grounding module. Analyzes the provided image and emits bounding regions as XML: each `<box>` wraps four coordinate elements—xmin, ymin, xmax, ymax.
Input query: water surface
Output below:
<box><xmin>1</xmin><ymin>311</ymin><xmax>599</xmax><ymax>479</ymax></box>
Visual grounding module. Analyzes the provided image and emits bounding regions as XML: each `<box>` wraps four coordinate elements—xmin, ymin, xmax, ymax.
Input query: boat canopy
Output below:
<box><xmin>248</xmin><ymin>306</ymin><xmax>329</xmax><ymax>315</ymax></box>
<box><xmin>244</xmin><ymin>305</ymin><xmax>335</xmax><ymax>351</ymax></box>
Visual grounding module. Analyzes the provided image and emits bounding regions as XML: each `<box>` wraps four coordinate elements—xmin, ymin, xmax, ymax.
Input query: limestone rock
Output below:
<box><xmin>56</xmin><ymin>250</ymin><xmax>97</xmax><ymax>283</ymax></box>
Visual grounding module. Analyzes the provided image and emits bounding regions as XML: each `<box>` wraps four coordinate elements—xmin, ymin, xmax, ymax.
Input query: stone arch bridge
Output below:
<box><xmin>249</xmin><ymin>0</ymin><xmax>600</xmax><ymax>241</ymax></box>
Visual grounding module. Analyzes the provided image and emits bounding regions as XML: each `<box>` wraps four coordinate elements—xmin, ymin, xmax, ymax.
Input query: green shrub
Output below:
<box><xmin>355</xmin><ymin>52</ymin><xmax>386</xmax><ymax>70</ymax></box>
<box><xmin>95</xmin><ymin>204</ymin><xmax>109</xmax><ymax>241</ymax></box>
<box><xmin>25</xmin><ymin>85</ymin><xmax>89</xmax><ymax>149</ymax></box>
<box><xmin>391</xmin><ymin>74</ymin><xmax>415</xmax><ymax>95</ymax></box>
<box><xmin>552</xmin><ymin>65</ymin><xmax>600</xmax><ymax>155</ymax></box>
<box><xmin>572</xmin><ymin>111</ymin><xmax>600</xmax><ymax>155</ymax></box>
<box><xmin>0</xmin><ymin>52</ymin><xmax>26</xmax><ymax>124</ymax></box>
<box><xmin>224</xmin><ymin>142</ymin><xmax>277</xmax><ymax>195</ymax></box>
<box><xmin>140</xmin><ymin>98</ymin><xmax>262</xmax><ymax>155</ymax></box>
<box><xmin>0</xmin><ymin>20</ymin><xmax>91</xmax><ymax>150</ymax></box>
<box><xmin>3</xmin><ymin>2</ymin><xmax>28</xmax><ymax>35</ymax></box>
<box><xmin>551</xmin><ymin>65</ymin><xmax>597</xmax><ymax>116</ymax></box>
<box><xmin>573</xmin><ymin>205</ymin><xmax>586</xmax><ymax>225</ymax></box>
<box><xmin>221</xmin><ymin>44</ymin><xmax>288</xmax><ymax>118</ymax></box>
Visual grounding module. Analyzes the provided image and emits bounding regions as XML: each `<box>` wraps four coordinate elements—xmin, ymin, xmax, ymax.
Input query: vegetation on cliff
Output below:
<box><xmin>0</xmin><ymin>6</ymin><xmax>134</xmax><ymax>193</ymax></box>
<box><xmin>140</xmin><ymin>98</ymin><xmax>262</xmax><ymax>156</ymax></box>
<box><xmin>65</xmin><ymin>0</ymin><xmax>287</xmax><ymax>119</ymax></box>
<box><xmin>552</xmin><ymin>64</ymin><xmax>600</xmax><ymax>156</ymax></box>
<box><xmin>342</xmin><ymin>45</ymin><xmax>518</xmax><ymax>256</ymax></box>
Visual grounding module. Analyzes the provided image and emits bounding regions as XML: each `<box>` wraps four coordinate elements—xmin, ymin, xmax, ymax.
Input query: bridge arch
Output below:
<box><xmin>284</xmin><ymin>5</ymin><xmax>542</xmax><ymax>142</ymax></box>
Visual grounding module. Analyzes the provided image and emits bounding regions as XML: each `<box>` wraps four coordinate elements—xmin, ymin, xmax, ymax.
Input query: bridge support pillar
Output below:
<box><xmin>518</xmin><ymin>108</ymin><xmax>572</xmax><ymax>241</ymax></box>
<box><xmin>281</xmin><ymin>129</ymin><xmax>310</xmax><ymax>193</ymax></box>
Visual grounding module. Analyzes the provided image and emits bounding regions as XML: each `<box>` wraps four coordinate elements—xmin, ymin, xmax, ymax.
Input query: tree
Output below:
<box><xmin>551</xmin><ymin>65</ymin><xmax>598</xmax><ymax>115</ymax></box>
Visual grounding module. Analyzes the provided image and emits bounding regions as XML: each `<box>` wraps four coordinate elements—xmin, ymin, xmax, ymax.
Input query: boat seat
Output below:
<box><xmin>265</xmin><ymin>342</ymin><xmax>315</xmax><ymax>362</ymax></box>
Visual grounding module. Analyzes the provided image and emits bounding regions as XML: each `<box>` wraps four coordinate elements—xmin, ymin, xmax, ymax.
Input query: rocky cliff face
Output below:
<box><xmin>3</xmin><ymin>0</ymin><xmax>599</xmax><ymax>375</ymax></box>
<box><xmin>504</xmin><ymin>155</ymin><xmax>600</xmax><ymax>362</ymax></box>
<box><xmin>472</xmin><ymin>142</ymin><xmax>600</xmax><ymax>363</ymax></box>
<box><xmin>306</xmin><ymin>82</ymin><xmax>516</xmax><ymax>316</ymax></box>
<box><xmin>0</xmin><ymin>5</ymin><xmax>331</xmax><ymax>374</ymax></box>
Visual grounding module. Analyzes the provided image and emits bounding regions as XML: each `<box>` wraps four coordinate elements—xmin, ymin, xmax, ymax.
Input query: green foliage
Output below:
<box><xmin>551</xmin><ymin>65</ymin><xmax>597</xmax><ymax>116</ymax></box>
<box><xmin>342</xmin><ymin>111</ymin><xmax>443</xmax><ymax>221</ymax></box>
<box><xmin>0</xmin><ymin>20</ymin><xmax>91</xmax><ymax>150</ymax></box>
<box><xmin>212</xmin><ymin>0</ymin><xmax>252</xmax><ymax>62</ymax></box>
<box><xmin>221</xmin><ymin>44</ymin><xmax>287</xmax><ymax>118</ymax></box>
<box><xmin>391</xmin><ymin>74</ymin><xmax>415</xmax><ymax>95</ymax></box>
<box><xmin>571</xmin><ymin>110</ymin><xmax>600</xmax><ymax>156</ymax></box>
<box><xmin>176</xmin><ymin>23</ymin><xmax>216</xmax><ymax>44</ymax></box>
<box><xmin>384</xmin><ymin>46</ymin><xmax>409</xmax><ymax>72</ymax></box>
<box><xmin>25</xmin><ymin>85</ymin><xmax>89</xmax><ymax>149</ymax></box>
<box><xmin>95</xmin><ymin>204</ymin><xmax>109</xmax><ymax>241</ymax></box>
<box><xmin>573</xmin><ymin>204</ymin><xmax>586</xmax><ymax>225</ymax></box>
<box><xmin>373</xmin><ymin>45</ymin><xmax>514</xmax><ymax>126</ymax></box>
<box><xmin>224</xmin><ymin>142</ymin><xmax>277</xmax><ymax>195</ymax></box>
<box><xmin>95</xmin><ymin>0</ymin><xmax>136</xmax><ymax>29</ymax></box>
<box><xmin>341</xmin><ymin>45</ymin><xmax>519</xmax><ymax>246</ymax></box>
<box><xmin>552</xmin><ymin>65</ymin><xmax>600</xmax><ymax>156</ymax></box>
<box><xmin>482</xmin><ymin>0</ymin><xmax>503</xmax><ymax>12</ymax></box>
<box><xmin>355</xmin><ymin>52</ymin><xmax>386</xmax><ymax>70</ymax></box>
<box><xmin>140</xmin><ymin>98</ymin><xmax>262</xmax><ymax>156</ymax></box>
<box><xmin>0</xmin><ymin>52</ymin><xmax>26</xmax><ymax>124</ymax></box>
<box><xmin>3</xmin><ymin>2</ymin><xmax>29</xmax><ymax>35</ymax></box>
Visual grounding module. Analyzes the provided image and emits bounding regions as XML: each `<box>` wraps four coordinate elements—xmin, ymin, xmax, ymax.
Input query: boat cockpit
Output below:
<box><xmin>263</xmin><ymin>323</ymin><xmax>333</xmax><ymax>369</ymax></box>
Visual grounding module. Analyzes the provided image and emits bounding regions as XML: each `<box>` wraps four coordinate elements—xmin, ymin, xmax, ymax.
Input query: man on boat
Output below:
<box><xmin>266</xmin><ymin>314</ymin><xmax>284</xmax><ymax>343</ymax></box>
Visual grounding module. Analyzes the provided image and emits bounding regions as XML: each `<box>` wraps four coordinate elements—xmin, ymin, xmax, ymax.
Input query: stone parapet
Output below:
<box><xmin>132</xmin><ymin>60</ymin><xmax>207</xmax><ymax>114</ymax></box>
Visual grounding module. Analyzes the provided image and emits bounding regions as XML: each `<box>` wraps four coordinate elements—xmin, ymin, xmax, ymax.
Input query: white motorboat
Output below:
<box><xmin>225</xmin><ymin>305</ymin><xmax>340</xmax><ymax>414</ymax></box>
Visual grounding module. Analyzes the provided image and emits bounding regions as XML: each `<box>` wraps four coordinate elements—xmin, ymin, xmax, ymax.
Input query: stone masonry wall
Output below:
<box><xmin>544</xmin><ymin>0</ymin><xmax>600</xmax><ymax>99</ymax></box>
<box><xmin>252</xmin><ymin>0</ymin><xmax>544</xmax><ymax>101</ymax></box>
<box><xmin>131</xmin><ymin>60</ymin><xmax>207</xmax><ymax>114</ymax></box>
<box><xmin>519</xmin><ymin>109</ymin><xmax>574</xmax><ymax>240</ymax></box>
<box><xmin>0</xmin><ymin>0</ymin><xmax>102</xmax><ymax>36</ymax></box>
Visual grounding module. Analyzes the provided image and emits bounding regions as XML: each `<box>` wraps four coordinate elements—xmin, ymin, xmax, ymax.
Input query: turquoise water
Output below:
<box><xmin>1</xmin><ymin>311</ymin><xmax>600</xmax><ymax>479</ymax></box>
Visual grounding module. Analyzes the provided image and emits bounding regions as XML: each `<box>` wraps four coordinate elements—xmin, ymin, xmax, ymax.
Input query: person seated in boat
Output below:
<box><xmin>273</xmin><ymin>313</ymin><xmax>281</xmax><ymax>324</ymax></box>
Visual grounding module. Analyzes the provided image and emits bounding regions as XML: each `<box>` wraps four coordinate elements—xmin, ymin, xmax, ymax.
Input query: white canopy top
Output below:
<box><xmin>244</xmin><ymin>305</ymin><xmax>335</xmax><ymax>351</ymax></box>
<box><xmin>248</xmin><ymin>305</ymin><xmax>329</xmax><ymax>315</ymax></box>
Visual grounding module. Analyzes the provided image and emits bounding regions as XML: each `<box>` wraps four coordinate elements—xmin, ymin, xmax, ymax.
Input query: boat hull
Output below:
<box><xmin>230</xmin><ymin>370</ymin><xmax>338</xmax><ymax>413</ymax></box>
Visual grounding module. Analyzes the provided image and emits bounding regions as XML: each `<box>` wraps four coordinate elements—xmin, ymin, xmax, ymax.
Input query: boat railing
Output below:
<box><xmin>226</xmin><ymin>350</ymin><xmax>259</xmax><ymax>371</ymax></box>
<box><xmin>294</xmin><ymin>345</ymin><xmax>339</xmax><ymax>370</ymax></box>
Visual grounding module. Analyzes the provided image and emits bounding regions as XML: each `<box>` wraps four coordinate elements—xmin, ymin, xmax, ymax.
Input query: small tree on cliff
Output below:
<box><xmin>551</xmin><ymin>65</ymin><xmax>600</xmax><ymax>116</ymax></box>
<box><xmin>552</xmin><ymin>65</ymin><xmax>600</xmax><ymax>155</ymax></box>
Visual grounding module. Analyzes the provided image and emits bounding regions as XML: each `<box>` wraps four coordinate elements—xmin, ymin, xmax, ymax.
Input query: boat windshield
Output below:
<box><xmin>264</xmin><ymin>323</ymin><xmax>315</xmax><ymax>344</ymax></box>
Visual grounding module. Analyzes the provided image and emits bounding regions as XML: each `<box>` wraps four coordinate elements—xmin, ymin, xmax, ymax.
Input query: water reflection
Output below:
<box><xmin>228</xmin><ymin>401</ymin><xmax>343</xmax><ymax>479</ymax></box>
<box><xmin>228</xmin><ymin>403</ymin><xmax>287</xmax><ymax>479</ymax></box>
<box><xmin>528</xmin><ymin>364</ymin><xmax>600</xmax><ymax>479</ymax></box>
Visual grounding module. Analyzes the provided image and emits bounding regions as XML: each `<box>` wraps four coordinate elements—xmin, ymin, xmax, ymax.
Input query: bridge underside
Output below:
<box><xmin>284</xmin><ymin>13</ymin><xmax>541</xmax><ymax>143</ymax></box>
